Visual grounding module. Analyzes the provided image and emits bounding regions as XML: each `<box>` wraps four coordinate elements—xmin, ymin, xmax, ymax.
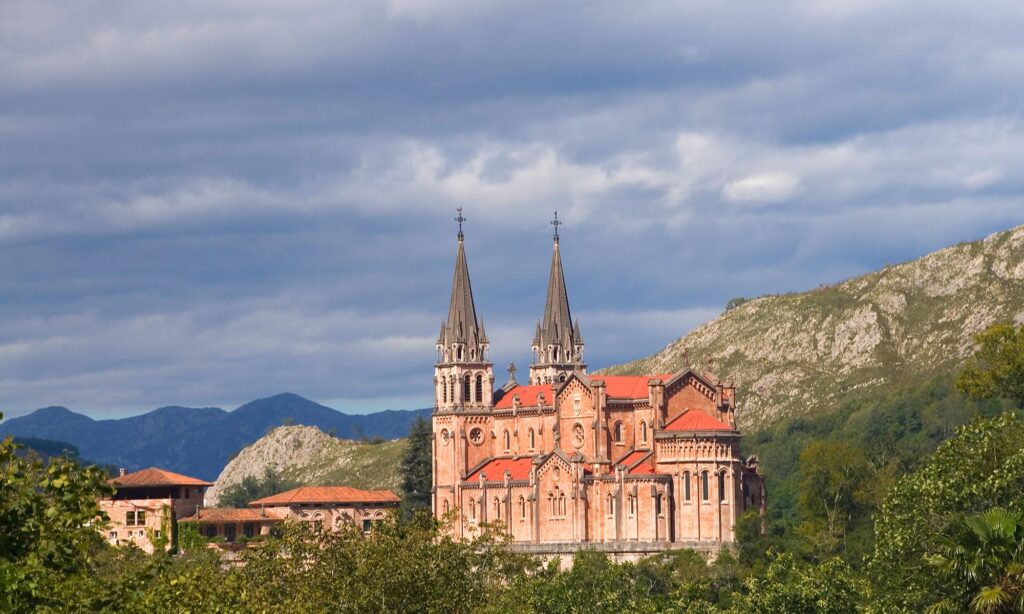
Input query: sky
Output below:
<box><xmin>2</xmin><ymin>1</ymin><xmax>1024</xmax><ymax>419</ymax></box>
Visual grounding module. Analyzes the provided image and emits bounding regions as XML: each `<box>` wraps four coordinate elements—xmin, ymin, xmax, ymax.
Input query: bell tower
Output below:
<box><xmin>435</xmin><ymin>209</ymin><xmax>494</xmax><ymax>412</ymax></box>
<box><xmin>530</xmin><ymin>211</ymin><xmax>586</xmax><ymax>385</ymax></box>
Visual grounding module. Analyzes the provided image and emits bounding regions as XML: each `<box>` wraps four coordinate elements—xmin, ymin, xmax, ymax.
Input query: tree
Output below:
<box><xmin>400</xmin><ymin>416</ymin><xmax>432</xmax><ymax>518</ymax></box>
<box><xmin>0</xmin><ymin>412</ymin><xmax>115</xmax><ymax>612</ymax></box>
<box><xmin>796</xmin><ymin>441</ymin><xmax>873</xmax><ymax>558</ymax></box>
<box><xmin>925</xmin><ymin>508</ymin><xmax>1024</xmax><ymax>614</ymax></box>
<box><xmin>867</xmin><ymin>412</ymin><xmax>1024</xmax><ymax>613</ymax></box>
<box><xmin>957</xmin><ymin>322</ymin><xmax>1024</xmax><ymax>408</ymax></box>
<box><xmin>218</xmin><ymin>468</ymin><xmax>298</xmax><ymax>508</ymax></box>
<box><xmin>735</xmin><ymin>552</ymin><xmax>863</xmax><ymax>614</ymax></box>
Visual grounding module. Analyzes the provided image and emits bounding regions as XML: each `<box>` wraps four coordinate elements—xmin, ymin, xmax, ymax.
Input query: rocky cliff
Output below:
<box><xmin>603</xmin><ymin>224</ymin><xmax>1024</xmax><ymax>428</ymax></box>
<box><xmin>206</xmin><ymin>425</ymin><xmax>405</xmax><ymax>506</ymax></box>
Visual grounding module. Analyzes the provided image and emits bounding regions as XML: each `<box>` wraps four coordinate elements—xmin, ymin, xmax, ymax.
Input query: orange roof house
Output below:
<box><xmin>248</xmin><ymin>485</ymin><xmax>400</xmax><ymax>534</ymax></box>
<box><xmin>99</xmin><ymin>467</ymin><xmax>211</xmax><ymax>554</ymax></box>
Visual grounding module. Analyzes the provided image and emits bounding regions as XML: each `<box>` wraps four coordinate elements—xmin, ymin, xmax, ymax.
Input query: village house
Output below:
<box><xmin>432</xmin><ymin>216</ymin><xmax>767</xmax><ymax>560</ymax></box>
<box><xmin>178</xmin><ymin>506</ymin><xmax>286</xmax><ymax>542</ymax></box>
<box><xmin>247</xmin><ymin>485</ymin><xmax>401</xmax><ymax>534</ymax></box>
<box><xmin>99</xmin><ymin>467</ymin><xmax>212</xmax><ymax>554</ymax></box>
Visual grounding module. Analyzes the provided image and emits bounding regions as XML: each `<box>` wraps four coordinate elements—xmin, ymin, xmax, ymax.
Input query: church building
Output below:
<box><xmin>432</xmin><ymin>214</ymin><xmax>766</xmax><ymax>554</ymax></box>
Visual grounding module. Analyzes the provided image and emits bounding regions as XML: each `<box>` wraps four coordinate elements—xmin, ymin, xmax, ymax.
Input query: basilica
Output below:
<box><xmin>431</xmin><ymin>216</ymin><xmax>766</xmax><ymax>554</ymax></box>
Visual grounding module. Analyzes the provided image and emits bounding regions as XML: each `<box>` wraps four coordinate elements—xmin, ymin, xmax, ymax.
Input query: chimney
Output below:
<box><xmin>119</xmin><ymin>468</ymin><xmax>127</xmax><ymax>477</ymax></box>
<box><xmin>195</xmin><ymin>505</ymin><xmax>200</xmax><ymax>520</ymax></box>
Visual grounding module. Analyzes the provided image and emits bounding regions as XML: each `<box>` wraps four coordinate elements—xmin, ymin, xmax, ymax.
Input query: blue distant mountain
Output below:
<box><xmin>0</xmin><ymin>393</ymin><xmax>430</xmax><ymax>480</ymax></box>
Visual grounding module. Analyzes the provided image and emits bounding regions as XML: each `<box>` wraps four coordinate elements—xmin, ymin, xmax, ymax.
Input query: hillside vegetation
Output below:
<box><xmin>604</xmin><ymin>224</ymin><xmax>1024</xmax><ymax>427</ymax></box>
<box><xmin>207</xmin><ymin>426</ymin><xmax>405</xmax><ymax>506</ymax></box>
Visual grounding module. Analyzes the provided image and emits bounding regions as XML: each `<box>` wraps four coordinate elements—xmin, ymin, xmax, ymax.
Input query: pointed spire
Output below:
<box><xmin>541</xmin><ymin>232</ymin><xmax>573</xmax><ymax>347</ymax></box>
<box><xmin>438</xmin><ymin>210</ymin><xmax>487</xmax><ymax>364</ymax></box>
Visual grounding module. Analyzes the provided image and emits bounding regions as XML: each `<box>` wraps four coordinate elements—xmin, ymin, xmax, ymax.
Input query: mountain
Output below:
<box><xmin>206</xmin><ymin>425</ymin><xmax>405</xmax><ymax>506</ymax></box>
<box><xmin>0</xmin><ymin>393</ymin><xmax>429</xmax><ymax>480</ymax></box>
<box><xmin>603</xmin><ymin>224</ymin><xmax>1024</xmax><ymax>428</ymax></box>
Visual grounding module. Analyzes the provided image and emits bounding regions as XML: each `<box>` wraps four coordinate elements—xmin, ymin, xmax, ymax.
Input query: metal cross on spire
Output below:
<box><xmin>551</xmin><ymin>210</ymin><xmax>562</xmax><ymax>242</ymax></box>
<box><xmin>455</xmin><ymin>207</ymin><xmax>466</xmax><ymax>239</ymax></box>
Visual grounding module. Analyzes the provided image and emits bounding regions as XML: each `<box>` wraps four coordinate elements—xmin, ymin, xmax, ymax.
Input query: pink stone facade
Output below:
<box><xmin>431</xmin><ymin>227</ymin><xmax>766</xmax><ymax>551</ymax></box>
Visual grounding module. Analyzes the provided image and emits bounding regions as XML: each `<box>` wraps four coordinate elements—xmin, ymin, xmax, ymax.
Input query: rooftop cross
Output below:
<box><xmin>551</xmin><ymin>211</ymin><xmax>562</xmax><ymax>242</ymax></box>
<box><xmin>455</xmin><ymin>207</ymin><xmax>466</xmax><ymax>239</ymax></box>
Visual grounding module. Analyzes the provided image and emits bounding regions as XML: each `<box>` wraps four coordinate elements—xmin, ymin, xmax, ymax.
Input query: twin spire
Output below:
<box><xmin>437</xmin><ymin>210</ymin><xmax>584</xmax><ymax>382</ymax></box>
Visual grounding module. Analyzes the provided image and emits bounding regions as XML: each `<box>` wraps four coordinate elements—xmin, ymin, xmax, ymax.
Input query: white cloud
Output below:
<box><xmin>722</xmin><ymin>173</ymin><xmax>801</xmax><ymax>204</ymax></box>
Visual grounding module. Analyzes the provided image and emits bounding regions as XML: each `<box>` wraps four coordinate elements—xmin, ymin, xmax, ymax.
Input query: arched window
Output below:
<box><xmin>519</xmin><ymin>496</ymin><xmax>526</xmax><ymax>519</ymax></box>
<box><xmin>449</xmin><ymin>378</ymin><xmax>455</xmax><ymax>404</ymax></box>
<box><xmin>503</xmin><ymin>430</ymin><xmax>511</xmax><ymax>451</ymax></box>
<box><xmin>641</xmin><ymin>421</ymin><xmax>648</xmax><ymax>443</ymax></box>
<box><xmin>494</xmin><ymin>497</ymin><xmax>501</xmax><ymax>519</ymax></box>
<box><xmin>614</xmin><ymin>422</ymin><xmax>623</xmax><ymax>443</ymax></box>
<box><xmin>548</xmin><ymin>493</ymin><xmax>555</xmax><ymax>516</ymax></box>
<box><xmin>441</xmin><ymin>376</ymin><xmax>447</xmax><ymax>403</ymax></box>
<box><xmin>719</xmin><ymin>471</ymin><xmax>727</xmax><ymax>502</ymax></box>
<box><xmin>558</xmin><ymin>493</ymin><xmax>566</xmax><ymax>517</ymax></box>
<box><xmin>683</xmin><ymin>471</ymin><xmax>691</xmax><ymax>501</ymax></box>
<box><xmin>656</xmin><ymin>493</ymin><xmax>664</xmax><ymax>517</ymax></box>
<box><xmin>470</xmin><ymin>498</ymin><xmax>476</xmax><ymax>520</ymax></box>
<box><xmin>606</xmin><ymin>493</ymin><xmax>614</xmax><ymax>518</ymax></box>
<box><xmin>456</xmin><ymin>346</ymin><xmax>463</xmax><ymax>361</ymax></box>
<box><xmin>443</xmin><ymin>499</ymin><xmax>450</xmax><ymax>513</ymax></box>
<box><xmin>528</xmin><ymin>428</ymin><xmax>536</xmax><ymax>450</ymax></box>
<box><xmin>627</xmin><ymin>493</ymin><xmax>636</xmax><ymax>517</ymax></box>
<box><xmin>553</xmin><ymin>347</ymin><xmax>559</xmax><ymax>361</ymax></box>
<box><xmin>476</xmin><ymin>374</ymin><xmax>484</xmax><ymax>402</ymax></box>
<box><xmin>701</xmin><ymin>471</ymin><xmax>709</xmax><ymax>501</ymax></box>
<box><xmin>464</xmin><ymin>373</ymin><xmax>472</xmax><ymax>402</ymax></box>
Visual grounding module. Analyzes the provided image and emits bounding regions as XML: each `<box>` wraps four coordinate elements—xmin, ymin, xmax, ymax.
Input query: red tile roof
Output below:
<box><xmin>465</xmin><ymin>457</ymin><xmax>534</xmax><ymax>481</ymax></box>
<box><xmin>179</xmin><ymin>508</ymin><xmax>285</xmax><ymax>523</ymax></box>
<box><xmin>248</xmin><ymin>486</ymin><xmax>400</xmax><ymax>507</ymax></box>
<box><xmin>109</xmin><ymin>467</ymin><xmax>213</xmax><ymax>488</ymax></box>
<box><xmin>615</xmin><ymin>450</ymin><xmax>650</xmax><ymax>467</ymax></box>
<box><xmin>495</xmin><ymin>384</ymin><xmax>554</xmax><ymax>409</ymax></box>
<box><xmin>663</xmin><ymin>409</ymin><xmax>733</xmax><ymax>432</ymax></box>
<box><xmin>629</xmin><ymin>460</ymin><xmax>660</xmax><ymax>475</ymax></box>
<box><xmin>598</xmin><ymin>374</ymin><xmax>673</xmax><ymax>398</ymax></box>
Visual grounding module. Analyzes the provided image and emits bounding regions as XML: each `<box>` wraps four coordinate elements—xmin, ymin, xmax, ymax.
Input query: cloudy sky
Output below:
<box><xmin>2</xmin><ymin>1</ymin><xmax>1024</xmax><ymax>419</ymax></box>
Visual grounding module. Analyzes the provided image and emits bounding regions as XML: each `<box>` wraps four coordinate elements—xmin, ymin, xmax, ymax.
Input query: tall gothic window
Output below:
<box><xmin>503</xmin><ymin>430</ymin><xmax>511</xmax><ymax>451</ymax></box>
<box><xmin>656</xmin><ymin>493</ymin><xmax>664</xmax><ymax>517</ymax></box>
<box><xmin>641</xmin><ymin>421</ymin><xmax>648</xmax><ymax>443</ymax></box>
<box><xmin>701</xmin><ymin>471</ymin><xmax>710</xmax><ymax>501</ymax></box>
<box><xmin>494</xmin><ymin>497</ymin><xmax>501</xmax><ymax>519</ymax></box>
<box><xmin>470</xmin><ymin>498</ymin><xmax>476</xmax><ymax>520</ymax></box>
<box><xmin>528</xmin><ymin>428</ymin><xmax>535</xmax><ymax>450</ymax></box>
<box><xmin>719</xmin><ymin>471</ymin><xmax>727</xmax><ymax>502</ymax></box>
<box><xmin>464</xmin><ymin>373</ymin><xmax>472</xmax><ymax>402</ymax></box>
<box><xmin>441</xmin><ymin>376</ymin><xmax>447</xmax><ymax>403</ymax></box>
<box><xmin>628</xmin><ymin>493</ymin><xmax>636</xmax><ymax>517</ymax></box>
<box><xmin>449</xmin><ymin>378</ymin><xmax>455</xmax><ymax>404</ymax></box>
<box><xmin>475</xmin><ymin>374</ymin><xmax>483</xmax><ymax>403</ymax></box>
<box><xmin>548</xmin><ymin>493</ymin><xmax>555</xmax><ymax>516</ymax></box>
<box><xmin>683</xmin><ymin>471</ymin><xmax>691</xmax><ymax>501</ymax></box>
<box><xmin>519</xmin><ymin>496</ymin><xmax>526</xmax><ymax>519</ymax></box>
<box><xmin>442</xmin><ymin>499</ymin><xmax>450</xmax><ymax>514</ymax></box>
<box><xmin>558</xmin><ymin>493</ymin><xmax>566</xmax><ymax>517</ymax></box>
<box><xmin>614</xmin><ymin>422</ymin><xmax>623</xmax><ymax>443</ymax></box>
<box><xmin>606</xmin><ymin>493</ymin><xmax>614</xmax><ymax>518</ymax></box>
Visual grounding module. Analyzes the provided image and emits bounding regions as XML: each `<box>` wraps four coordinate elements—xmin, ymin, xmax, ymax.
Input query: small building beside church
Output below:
<box><xmin>100</xmin><ymin>467</ymin><xmax>212</xmax><ymax>553</ymax></box>
<box><xmin>248</xmin><ymin>485</ymin><xmax>401</xmax><ymax>533</ymax></box>
<box><xmin>432</xmin><ymin>218</ymin><xmax>766</xmax><ymax>559</ymax></box>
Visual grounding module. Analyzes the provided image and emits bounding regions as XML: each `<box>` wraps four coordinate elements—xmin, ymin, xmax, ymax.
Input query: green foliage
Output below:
<box><xmin>725</xmin><ymin>297</ymin><xmax>749</xmax><ymax>312</ymax></box>
<box><xmin>867</xmin><ymin>411</ymin><xmax>1024</xmax><ymax>612</ymax></box>
<box><xmin>957</xmin><ymin>322</ymin><xmax>1024</xmax><ymax>408</ymax></box>
<box><xmin>733</xmin><ymin>552</ymin><xmax>863</xmax><ymax>614</ymax></box>
<box><xmin>0</xmin><ymin>412</ymin><xmax>115</xmax><ymax>613</ymax></box>
<box><xmin>400</xmin><ymin>416</ymin><xmax>433</xmax><ymax>518</ymax></box>
<box><xmin>796</xmin><ymin>441</ymin><xmax>874</xmax><ymax>559</ymax></box>
<box><xmin>218</xmin><ymin>468</ymin><xmax>298</xmax><ymax>508</ymax></box>
<box><xmin>925</xmin><ymin>508</ymin><xmax>1024</xmax><ymax>614</ymax></box>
